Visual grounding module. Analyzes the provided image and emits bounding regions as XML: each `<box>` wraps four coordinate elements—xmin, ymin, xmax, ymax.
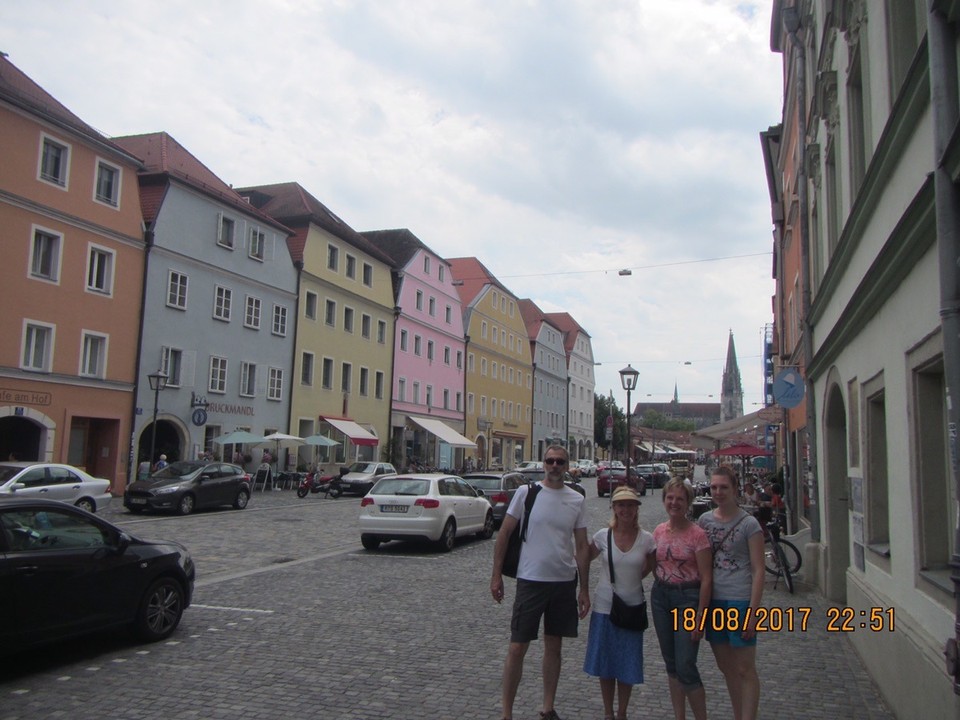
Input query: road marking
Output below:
<box><xmin>194</xmin><ymin>547</ymin><xmax>356</xmax><ymax>587</ymax></box>
<box><xmin>191</xmin><ymin>603</ymin><xmax>275</xmax><ymax>614</ymax></box>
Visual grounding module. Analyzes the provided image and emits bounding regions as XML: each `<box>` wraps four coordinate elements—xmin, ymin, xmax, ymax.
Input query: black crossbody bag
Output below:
<box><xmin>607</xmin><ymin>528</ymin><xmax>648</xmax><ymax>632</ymax></box>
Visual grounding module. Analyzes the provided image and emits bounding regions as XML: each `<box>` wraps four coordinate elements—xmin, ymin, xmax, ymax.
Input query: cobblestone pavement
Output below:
<box><xmin>1</xmin><ymin>480</ymin><xmax>897</xmax><ymax>719</ymax></box>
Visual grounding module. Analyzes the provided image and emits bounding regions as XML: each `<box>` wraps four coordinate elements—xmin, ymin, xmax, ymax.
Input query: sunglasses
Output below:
<box><xmin>543</xmin><ymin>458</ymin><xmax>567</xmax><ymax>466</ymax></box>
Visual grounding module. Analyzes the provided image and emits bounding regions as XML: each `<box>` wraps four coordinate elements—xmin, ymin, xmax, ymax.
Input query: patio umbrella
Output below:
<box><xmin>255</xmin><ymin>432</ymin><xmax>307</xmax><ymax>452</ymax></box>
<box><xmin>710</xmin><ymin>443</ymin><xmax>772</xmax><ymax>458</ymax></box>
<box><xmin>212</xmin><ymin>430</ymin><xmax>266</xmax><ymax>445</ymax></box>
<box><xmin>302</xmin><ymin>434</ymin><xmax>340</xmax><ymax>447</ymax></box>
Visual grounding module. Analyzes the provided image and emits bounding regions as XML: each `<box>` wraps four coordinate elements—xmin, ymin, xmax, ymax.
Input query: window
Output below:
<box><xmin>456</xmin><ymin>391</ymin><xmax>462</xmax><ymax>411</ymax></box>
<box><xmin>439</xmin><ymin>265</ymin><xmax>445</xmax><ymax>282</ymax></box>
<box><xmin>325</xmin><ymin>299</ymin><xmax>336</xmax><ymax>326</ymax></box>
<box><xmin>361</xmin><ymin>314</ymin><xmax>371</xmax><ymax>339</ymax></box>
<box><xmin>94</xmin><ymin>160</ymin><xmax>120</xmax><ymax>206</ymax></box>
<box><xmin>359</xmin><ymin>367</ymin><xmax>369</xmax><ymax>396</ymax></box>
<box><xmin>426</xmin><ymin>385</ymin><xmax>433</xmax><ymax>407</ymax></box>
<box><xmin>167</xmin><ymin>270</ymin><xmax>187</xmax><ymax>310</ymax></box>
<box><xmin>301</xmin><ymin>352</ymin><xmax>314</xmax><ymax>386</ymax></box>
<box><xmin>428</xmin><ymin>297</ymin><xmax>436</xmax><ymax>316</ymax></box>
<box><xmin>468</xmin><ymin>393</ymin><xmax>474</xmax><ymax>414</ymax></box>
<box><xmin>492</xmin><ymin>361</ymin><xmax>498</xmax><ymax>379</ymax></box>
<box><xmin>22</xmin><ymin>322</ymin><xmax>54</xmax><ymax>372</ymax></box>
<box><xmin>865</xmin><ymin>377</ymin><xmax>889</xmax><ymax>558</ymax></box>
<box><xmin>400</xmin><ymin>330</ymin><xmax>408</xmax><ymax>351</ymax></box>
<box><xmin>30</xmin><ymin>228</ymin><xmax>61</xmax><ymax>282</ymax></box>
<box><xmin>443</xmin><ymin>346</ymin><xmax>451</xmax><ymax>365</ymax></box>
<box><xmin>468</xmin><ymin>353</ymin><xmax>474</xmax><ymax>372</ymax></box>
<box><xmin>240</xmin><ymin>362</ymin><xmax>257</xmax><ymax>397</ymax></box>
<box><xmin>375</xmin><ymin>371</ymin><xmax>384</xmax><ymax>399</ymax></box>
<box><xmin>343</xmin><ymin>307</ymin><xmax>354</xmax><ymax>333</ymax></box>
<box><xmin>272</xmin><ymin>305</ymin><xmax>287</xmax><ymax>336</ymax></box>
<box><xmin>327</xmin><ymin>244</ymin><xmax>339</xmax><ymax>271</ymax></box>
<box><xmin>39</xmin><ymin>135</ymin><xmax>69</xmax><ymax>186</ymax></box>
<box><xmin>481</xmin><ymin>321</ymin><xmax>487</xmax><ymax>339</ymax></box>
<box><xmin>423</xmin><ymin>255</ymin><xmax>431</xmax><ymax>274</ymax></box>
<box><xmin>322</xmin><ymin>357</ymin><xmax>333</xmax><ymax>389</ymax></box>
<box><xmin>160</xmin><ymin>346</ymin><xmax>182</xmax><ymax>386</ymax></box>
<box><xmin>268</xmin><ymin>367</ymin><xmax>283</xmax><ymax>401</ymax></box>
<box><xmin>86</xmin><ymin>246</ymin><xmax>114</xmax><ymax>295</ymax></box>
<box><xmin>414</xmin><ymin>335</ymin><xmax>422</xmax><ymax>356</ymax></box>
<box><xmin>217</xmin><ymin>213</ymin><xmax>235</xmax><ymax>248</ymax></box>
<box><xmin>481</xmin><ymin>396</ymin><xmax>487</xmax><ymax>416</ymax></box>
<box><xmin>214</xmin><ymin>286</ymin><xmax>232</xmax><ymax>321</ymax></box>
<box><xmin>377</xmin><ymin>319</ymin><xmax>386</xmax><ymax>344</ymax></box>
<box><xmin>491</xmin><ymin>291</ymin><xmax>498</xmax><ymax>308</ymax></box>
<box><xmin>249</xmin><ymin>227</ymin><xmax>265</xmax><ymax>260</ymax></box>
<box><xmin>442</xmin><ymin>389</ymin><xmax>449</xmax><ymax>409</ymax></box>
<box><xmin>416</xmin><ymin>290</ymin><xmax>424</xmax><ymax>311</ymax></box>
<box><xmin>80</xmin><ymin>332</ymin><xmax>107</xmax><ymax>378</ymax></box>
<box><xmin>305</xmin><ymin>291</ymin><xmax>318</xmax><ymax>320</ymax></box>
<box><xmin>413</xmin><ymin>381</ymin><xmax>420</xmax><ymax>404</ymax></box>
<box><xmin>492</xmin><ymin>397</ymin><xmax>498</xmax><ymax>418</ymax></box>
<box><xmin>341</xmin><ymin>362</ymin><xmax>352</xmax><ymax>393</ymax></box>
<box><xmin>245</xmin><ymin>296</ymin><xmax>262</xmax><ymax>329</ymax></box>
<box><xmin>445</xmin><ymin>305</ymin><xmax>452</xmax><ymax>323</ymax></box>
<box><xmin>398</xmin><ymin>378</ymin><xmax>406</xmax><ymax>401</ymax></box>
<box><xmin>456</xmin><ymin>351</ymin><xmax>462</xmax><ymax>369</ymax></box>
<box><xmin>362</xmin><ymin>262</ymin><xmax>373</xmax><ymax>286</ymax></box>
<box><xmin>480</xmin><ymin>357</ymin><xmax>487</xmax><ymax>376</ymax></box>
<box><xmin>427</xmin><ymin>340</ymin><xmax>434</xmax><ymax>361</ymax></box>
<box><xmin>346</xmin><ymin>254</ymin><xmax>356</xmax><ymax>279</ymax></box>
<box><xmin>209</xmin><ymin>356</ymin><xmax>228</xmax><ymax>393</ymax></box>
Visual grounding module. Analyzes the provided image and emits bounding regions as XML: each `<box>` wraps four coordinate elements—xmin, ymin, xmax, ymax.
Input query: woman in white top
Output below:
<box><xmin>582</xmin><ymin>486</ymin><xmax>657</xmax><ymax>720</ymax></box>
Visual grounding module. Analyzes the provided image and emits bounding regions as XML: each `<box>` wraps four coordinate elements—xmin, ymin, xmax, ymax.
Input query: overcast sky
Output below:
<box><xmin>1</xmin><ymin>0</ymin><xmax>783</xmax><ymax>415</ymax></box>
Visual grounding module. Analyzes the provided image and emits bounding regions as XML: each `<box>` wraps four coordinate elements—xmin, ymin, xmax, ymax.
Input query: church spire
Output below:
<box><xmin>720</xmin><ymin>330</ymin><xmax>744</xmax><ymax>422</ymax></box>
<box><xmin>673</xmin><ymin>382</ymin><xmax>679</xmax><ymax>404</ymax></box>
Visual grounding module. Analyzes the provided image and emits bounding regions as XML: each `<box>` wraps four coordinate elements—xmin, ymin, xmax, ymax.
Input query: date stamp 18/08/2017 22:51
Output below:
<box><xmin>670</xmin><ymin>606</ymin><xmax>896</xmax><ymax>633</ymax></box>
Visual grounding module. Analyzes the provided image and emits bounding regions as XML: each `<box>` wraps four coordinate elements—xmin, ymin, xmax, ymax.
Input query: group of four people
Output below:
<box><xmin>491</xmin><ymin>446</ymin><xmax>764</xmax><ymax>720</ymax></box>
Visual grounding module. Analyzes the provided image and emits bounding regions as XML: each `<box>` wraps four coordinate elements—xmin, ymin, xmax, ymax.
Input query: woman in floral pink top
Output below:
<box><xmin>651</xmin><ymin>478</ymin><xmax>713</xmax><ymax>720</ymax></box>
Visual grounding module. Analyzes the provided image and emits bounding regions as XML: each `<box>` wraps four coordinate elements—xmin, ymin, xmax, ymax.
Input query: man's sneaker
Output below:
<box><xmin>539</xmin><ymin>711</ymin><xmax>562</xmax><ymax>720</ymax></box>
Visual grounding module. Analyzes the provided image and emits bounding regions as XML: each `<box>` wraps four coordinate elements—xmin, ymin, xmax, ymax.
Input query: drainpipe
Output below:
<box><xmin>287</xmin><ymin>259</ymin><xmax>302</xmax><ymax>450</ymax></box>
<box><xmin>783</xmin><ymin>4</ymin><xmax>821</xmax><ymax>543</ymax></box>
<box><xmin>926</xmin><ymin>0</ymin><xmax>960</xmax><ymax>694</ymax></box>
<box><xmin>125</xmin><ymin>224</ymin><xmax>153</xmax><ymax>495</ymax></box>
<box><xmin>389</xmin><ymin>305</ymin><xmax>401</xmax><ymax>465</ymax></box>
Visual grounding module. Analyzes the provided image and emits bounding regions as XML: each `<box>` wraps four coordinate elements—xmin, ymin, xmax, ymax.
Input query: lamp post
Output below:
<box><xmin>147</xmin><ymin>370</ymin><xmax>168</xmax><ymax>469</ymax></box>
<box><xmin>620</xmin><ymin>364</ymin><xmax>639</xmax><ymax>494</ymax></box>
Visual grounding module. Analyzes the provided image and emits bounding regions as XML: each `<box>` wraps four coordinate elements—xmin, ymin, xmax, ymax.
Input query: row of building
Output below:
<box><xmin>0</xmin><ymin>54</ymin><xmax>598</xmax><ymax>489</ymax></box>
<box><xmin>762</xmin><ymin>1</ymin><xmax>959</xmax><ymax>715</ymax></box>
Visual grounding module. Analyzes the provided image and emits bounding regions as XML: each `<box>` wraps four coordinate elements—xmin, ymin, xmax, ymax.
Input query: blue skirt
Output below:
<box><xmin>582</xmin><ymin>612</ymin><xmax>645</xmax><ymax>685</ymax></box>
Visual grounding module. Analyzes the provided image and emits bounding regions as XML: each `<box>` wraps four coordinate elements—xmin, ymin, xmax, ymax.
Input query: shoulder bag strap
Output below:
<box><xmin>712</xmin><ymin>512</ymin><xmax>749</xmax><ymax>555</ymax></box>
<box><xmin>520</xmin><ymin>484</ymin><xmax>542</xmax><ymax>542</ymax></box>
<box><xmin>607</xmin><ymin>527</ymin><xmax>617</xmax><ymax>590</ymax></box>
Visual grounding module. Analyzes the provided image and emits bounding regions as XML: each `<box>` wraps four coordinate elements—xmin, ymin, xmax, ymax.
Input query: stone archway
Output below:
<box><xmin>137</xmin><ymin>415</ymin><xmax>187</xmax><ymax>466</ymax></box>
<box><xmin>823</xmin><ymin>379</ymin><xmax>850</xmax><ymax>603</ymax></box>
<box><xmin>0</xmin><ymin>406</ymin><xmax>55</xmax><ymax>461</ymax></box>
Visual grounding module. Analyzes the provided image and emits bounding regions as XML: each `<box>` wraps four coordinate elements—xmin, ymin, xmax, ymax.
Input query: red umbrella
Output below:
<box><xmin>710</xmin><ymin>443</ymin><xmax>772</xmax><ymax>458</ymax></box>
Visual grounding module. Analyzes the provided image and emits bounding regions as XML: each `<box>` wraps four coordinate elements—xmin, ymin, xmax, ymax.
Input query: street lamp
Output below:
<box><xmin>147</xmin><ymin>370</ymin><xmax>168</xmax><ymax>470</ymax></box>
<box><xmin>619</xmin><ymin>364</ymin><xmax>639</xmax><ymax>493</ymax></box>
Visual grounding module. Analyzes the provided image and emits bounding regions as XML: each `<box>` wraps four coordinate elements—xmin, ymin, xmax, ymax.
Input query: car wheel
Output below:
<box><xmin>74</xmin><ymin>498</ymin><xmax>95</xmax><ymax>513</ymax></box>
<box><xmin>597</xmin><ymin>488</ymin><xmax>605</xmax><ymax>497</ymax></box>
<box><xmin>127</xmin><ymin>506</ymin><xmax>144</xmax><ymax>514</ymax></box>
<box><xmin>477</xmin><ymin>511</ymin><xmax>494</xmax><ymax>540</ymax></box>
<box><xmin>233</xmin><ymin>489</ymin><xmax>250</xmax><ymax>510</ymax></box>
<box><xmin>177</xmin><ymin>494</ymin><xmax>195</xmax><ymax>516</ymax></box>
<box><xmin>361</xmin><ymin>534</ymin><xmax>380</xmax><ymax>551</ymax></box>
<box><xmin>134</xmin><ymin>576</ymin><xmax>185</xmax><ymax>642</ymax></box>
<box><xmin>437</xmin><ymin>519</ymin><xmax>456</xmax><ymax>552</ymax></box>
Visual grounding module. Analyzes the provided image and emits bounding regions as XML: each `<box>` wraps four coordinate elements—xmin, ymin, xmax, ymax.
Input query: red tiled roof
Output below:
<box><xmin>446</xmin><ymin>256</ymin><xmax>517</xmax><ymax>307</ymax></box>
<box><xmin>543</xmin><ymin>311</ymin><xmax>590</xmax><ymax>354</ymax></box>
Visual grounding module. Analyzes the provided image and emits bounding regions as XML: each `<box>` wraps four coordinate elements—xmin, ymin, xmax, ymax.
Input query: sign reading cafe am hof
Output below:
<box><xmin>0</xmin><ymin>388</ymin><xmax>52</xmax><ymax>406</ymax></box>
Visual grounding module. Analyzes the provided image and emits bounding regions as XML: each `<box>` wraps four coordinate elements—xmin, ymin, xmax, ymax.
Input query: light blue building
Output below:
<box><xmin>519</xmin><ymin>299</ymin><xmax>568</xmax><ymax>460</ymax></box>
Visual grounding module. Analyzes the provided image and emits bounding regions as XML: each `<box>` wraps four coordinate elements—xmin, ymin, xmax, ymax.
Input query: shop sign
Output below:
<box><xmin>0</xmin><ymin>388</ymin><xmax>52</xmax><ymax>406</ymax></box>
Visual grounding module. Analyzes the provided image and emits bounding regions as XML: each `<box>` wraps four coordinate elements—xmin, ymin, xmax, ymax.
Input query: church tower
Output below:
<box><xmin>720</xmin><ymin>330</ymin><xmax>744</xmax><ymax>422</ymax></box>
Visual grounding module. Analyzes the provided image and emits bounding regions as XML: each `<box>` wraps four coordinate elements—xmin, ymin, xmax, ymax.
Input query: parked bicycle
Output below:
<box><xmin>763</xmin><ymin>520</ymin><xmax>800</xmax><ymax>593</ymax></box>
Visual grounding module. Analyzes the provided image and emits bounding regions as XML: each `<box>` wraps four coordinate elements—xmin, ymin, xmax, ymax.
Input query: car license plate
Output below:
<box><xmin>380</xmin><ymin>505</ymin><xmax>408</xmax><ymax>513</ymax></box>
<box><xmin>129</xmin><ymin>498</ymin><xmax>147</xmax><ymax>505</ymax></box>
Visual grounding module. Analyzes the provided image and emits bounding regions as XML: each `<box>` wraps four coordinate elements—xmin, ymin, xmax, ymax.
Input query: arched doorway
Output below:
<box><xmin>824</xmin><ymin>382</ymin><xmax>850</xmax><ymax>603</ymax></box>
<box><xmin>0</xmin><ymin>415</ymin><xmax>43</xmax><ymax>461</ymax></box>
<box><xmin>137</xmin><ymin>419</ymin><xmax>183</xmax><ymax>466</ymax></box>
<box><xmin>475</xmin><ymin>434</ymin><xmax>487</xmax><ymax>469</ymax></box>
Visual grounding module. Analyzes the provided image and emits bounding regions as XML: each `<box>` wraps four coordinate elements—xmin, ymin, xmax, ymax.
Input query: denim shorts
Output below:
<box><xmin>705</xmin><ymin>599</ymin><xmax>758</xmax><ymax>648</ymax></box>
<box><xmin>511</xmin><ymin>578</ymin><xmax>579</xmax><ymax>643</ymax></box>
<box><xmin>651</xmin><ymin>581</ymin><xmax>704</xmax><ymax>690</ymax></box>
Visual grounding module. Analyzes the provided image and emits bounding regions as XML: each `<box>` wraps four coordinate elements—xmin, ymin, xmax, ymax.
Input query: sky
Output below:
<box><xmin>1</xmin><ymin>0</ymin><xmax>783</xmax><ymax>415</ymax></box>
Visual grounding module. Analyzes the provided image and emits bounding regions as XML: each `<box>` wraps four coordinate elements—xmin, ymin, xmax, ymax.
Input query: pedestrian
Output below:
<box><xmin>153</xmin><ymin>454</ymin><xmax>168</xmax><ymax>472</ymax></box>
<box><xmin>698</xmin><ymin>465</ymin><xmax>765</xmax><ymax>720</ymax></box>
<box><xmin>490</xmin><ymin>444</ymin><xmax>591</xmax><ymax>720</ymax></box>
<box><xmin>582</xmin><ymin>485</ymin><xmax>656</xmax><ymax>720</ymax></box>
<box><xmin>651</xmin><ymin>478</ymin><xmax>713</xmax><ymax>720</ymax></box>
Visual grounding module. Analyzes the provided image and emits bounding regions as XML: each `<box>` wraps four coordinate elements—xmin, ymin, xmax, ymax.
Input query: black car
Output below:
<box><xmin>124</xmin><ymin>461</ymin><xmax>251</xmax><ymax>515</ymax></box>
<box><xmin>461</xmin><ymin>471</ymin><xmax>526</xmax><ymax>526</ymax></box>
<box><xmin>0</xmin><ymin>497</ymin><xmax>195</xmax><ymax>654</ymax></box>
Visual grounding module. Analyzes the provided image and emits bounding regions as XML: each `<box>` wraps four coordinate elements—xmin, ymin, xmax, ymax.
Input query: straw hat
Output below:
<box><xmin>611</xmin><ymin>486</ymin><xmax>641</xmax><ymax>504</ymax></box>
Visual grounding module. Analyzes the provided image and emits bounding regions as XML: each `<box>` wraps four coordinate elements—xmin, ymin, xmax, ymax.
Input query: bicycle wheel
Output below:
<box><xmin>774</xmin><ymin>543</ymin><xmax>794</xmax><ymax>594</ymax></box>
<box><xmin>777</xmin><ymin>538</ymin><xmax>802</xmax><ymax>575</ymax></box>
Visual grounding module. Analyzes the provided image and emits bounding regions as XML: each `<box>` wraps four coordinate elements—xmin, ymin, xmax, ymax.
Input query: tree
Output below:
<box><xmin>594</xmin><ymin>393</ymin><xmax>627</xmax><ymax>458</ymax></box>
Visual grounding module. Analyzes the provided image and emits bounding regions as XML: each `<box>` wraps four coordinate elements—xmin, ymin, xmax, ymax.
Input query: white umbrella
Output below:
<box><xmin>212</xmin><ymin>430</ymin><xmax>267</xmax><ymax>445</ymax></box>
<box><xmin>302</xmin><ymin>434</ymin><xmax>340</xmax><ymax>447</ymax></box>
<box><xmin>255</xmin><ymin>432</ymin><xmax>306</xmax><ymax>453</ymax></box>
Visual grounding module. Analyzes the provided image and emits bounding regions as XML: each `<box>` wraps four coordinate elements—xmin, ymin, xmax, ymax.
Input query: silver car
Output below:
<box><xmin>0</xmin><ymin>462</ymin><xmax>112</xmax><ymax>513</ymax></box>
<box><xmin>461</xmin><ymin>471</ymin><xmax>526</xmax><ymax>526</ymax></box>
<box><xmin>339</xmin><ymin>462</ymin><xmax>398</xmax><ymax>496</ymax></box>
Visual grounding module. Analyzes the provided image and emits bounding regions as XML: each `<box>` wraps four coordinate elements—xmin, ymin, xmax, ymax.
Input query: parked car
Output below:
<box><xmin>0</xmin><ymin>462</ymin><xmax>112</xmax><ymax>513</ymax></box>
<box><xmin>636</xmin><ymin>463</ymin><xmax>670</xmax><ymax>489</ymax></box>
<box><xmin>514</xmin><ymin>460</ymin><xmax>542</xmax><ymax>471</ymax></box>
<box><xmin>339</xmin><ymin>462</ymin><xmax>398</xmax><ymax>496</ymax></box>
<box><xmin>576</xmin><ymin>459</ymin><xmax>597</xmax><ymax>477</ymax></box>
<box><xmin>124</xmin><ymin>461</ymin><xmax>250</xmax><ymax>515</ymax></box>
<box><xmin>462</xmin><ymin>471</ymin><xmax>526</xmax><ymax>526</ymax></box>
<box><xmin>596</xmin><ymin>465</ymin><xmax>646</xmax><ymax>497</ymax></box>
<box><xmin>358</xmin><ymin>474</ymin><xmax>494</xmax><ymax>551</ymax></box>
<box><xmin>0</xmin><ymin>497</ymin><xmax>195</xmax><ymax>654</ymax></box>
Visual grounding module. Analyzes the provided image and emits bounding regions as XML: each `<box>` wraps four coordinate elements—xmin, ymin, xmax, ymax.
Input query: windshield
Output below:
<box><xmin>348</xmin><ymin>462</ymin><xmax>377</xmax><ymax>474</ymax></box>
<box><xmin>372</xmin><ymin>478</ymin><xmax>430</xmax><ymax>496</ymax></box>
<box><xmin>466</xmin><ymin>478</ymin><xmax>501</xmax><ymax>491</ymax></box>
<box><xmin>152</xmin><ymin>461</ymin><xmax>204</xmax><ymax>479</ymax></box>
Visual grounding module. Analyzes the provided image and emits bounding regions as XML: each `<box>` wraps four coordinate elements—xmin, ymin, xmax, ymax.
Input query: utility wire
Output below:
<box><xmin>493</xmin><ymin>251</ymin><xmax>771</xmax><ymax>280</ymax></box>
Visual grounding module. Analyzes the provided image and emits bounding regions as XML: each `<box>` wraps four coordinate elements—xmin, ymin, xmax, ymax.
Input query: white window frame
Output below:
<box><xmin>359</xmin><ymin>366</ymin><xmax>369</xmax><ymax>396</ymax></box>
<box><xmin>167</xmin><ymin>271</ymin><xmax>188</xmax><ymax>310</ymax></box>
<box><xmin>322</xmin><ymin>357</ymin><xmax>334</xmax><ymax>389</ymax></box>
<box><xmin>375</xmin><ymin>370</ymin><xmax>384</xmax><ymax>399</ymax></box>
<box><xmin>245</xmin><ymin>295</ymin><xmax>262</xmax><ymax>330</ymax></box>
<box><xmin>248</xmin><ymin>227</ymin><xmax>265</xmax><ymax>261</ymax></box>
<box><xmin>416</xmin><ymin>290</ymin><xmax>424</xmax><ymax>311</ymax></box>
<box><xmin>214</xmin><ymin>285</ymin><xmax>232</xmax><ymax>321</ymax></box>
<box><xmin>400</xmin><ymin>330</ymin><xmax>408</xmax><ymax>352</ymax></box>
<box><xmin>341</xmin><ymin>362</ymin><xmax>352</xmax><ymax>393</ymax></box>
<box><xmin>325</xmin><ymin>299</ymin><xmax>336</xmax><ymax>327</ymax></box>
<box><xmin>346</xmin><ymin>254</ymin><xmax>356</xmax><ymax>279</ymax></box>
<box><xmin>85</xmin><ymin>243</ymin><xmax>115</xmax><ymax>296</ymax></box>
<box><xmin>361</xmin><ymin>313</ymin><xmax>371</xmax><ymax>339</ymax></box>
<box><xmin>428</xmin><ymin>297</ymin><xmax>436</xmax><ymax>316</ymax></box>
<box><xmin>327</xmin><ymin>243</ymin><xmax>339</xmax><ymax>271</ymax></box>
<box><xmin>217</xmin><ymin>213</ymin><xmax>235</xmax><ymax>249</ymax></box>
<box><xmin>79</xmin><ymin>331</ymin><xmax>108</xmax><ymax>378</ymax></box>
<box><xmin>305</xmin><ymin>291</ymin><xmax>318</xmax><ymax>320</ymax></box>
<box><xmin>362</xmin><ymin>262</ymin><xmax>373</xmax><ymax>287</ymax></box>
<box><xmin>239</xmin><ymin>362</ymin><xmax>257</xmax><ymax>397</ymax></box>
<box><xmin>209</xmin><ymin>356</ymin><xmax>228</xmax><ymax>394</ymax></box>
<box><xmin>343</xmin><ymin>306</ymin><xmax>354</xmax><ymax>333</ymax></box>
<box><xmin>272</xmin><ymin>304</ymin><xmax>287</xmax><ymax>337</ymax></box>
<box><xmin>377</xmin><ymin>319</ymin><xmax>386</xmax><ymax>344</ymax></box>
<box><xmin>93</xmin><ymin>157</ymin><xmax>121</xmax><ymax>208</ymax></box>
<box><xmin>38</xmin><ymin>133</ymin><xmax>71</xmax><ymax>188</ymax></box>
<box><xmin>21</xmin><ymin>320</ymin><xmax>55</xmax><ymax>372</ymax></box>
<box><xmin>268</xmin><ymin>367</ymin><xmax>283</xmax><ymax>401</ymax></box>
<box><xmin>29</xmin><ymin>225</ymin><xmax>62</xmax><ymax>284</ymax></box>
<box><xmin>160</xmin><ymin>346</ymin><xmax>183</xmax><ymax>387</ymax></box>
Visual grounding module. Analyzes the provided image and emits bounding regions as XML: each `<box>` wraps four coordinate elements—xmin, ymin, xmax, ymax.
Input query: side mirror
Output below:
<box><xmin>115</xmin><ymin>532</ymin><xmax>131</xmax><ymax>554</ymax></box>
<box><xmin>474</xmin><ymin>488</ymin><xmax>485</xmax><ymax>497</ymax></box>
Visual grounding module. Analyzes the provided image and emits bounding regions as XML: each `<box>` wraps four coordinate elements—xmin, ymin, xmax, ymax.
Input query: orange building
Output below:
<box><xmin>0</xmin><ymin>56</ymin><xmax>145</xmax><ymax>489</ymax></box>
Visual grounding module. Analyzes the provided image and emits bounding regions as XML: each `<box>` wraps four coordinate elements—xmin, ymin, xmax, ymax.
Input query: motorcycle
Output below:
<box><xmin>296</xmin><ymin>471</ymin><xmax>342</xmax><ymax>499</ymax></box>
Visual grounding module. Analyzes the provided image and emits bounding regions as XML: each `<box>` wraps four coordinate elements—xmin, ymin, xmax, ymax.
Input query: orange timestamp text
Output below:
<box><xmin>670</xmin><ymin>606</ymin><xmax>895</xmax><ymax>633</ymax></box>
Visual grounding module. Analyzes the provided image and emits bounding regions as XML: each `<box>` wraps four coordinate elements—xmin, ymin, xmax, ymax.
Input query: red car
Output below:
<box><xmin>596</xmin><ymin>466</ymin><xmax>646</xmax><ymax>497</ymax></box>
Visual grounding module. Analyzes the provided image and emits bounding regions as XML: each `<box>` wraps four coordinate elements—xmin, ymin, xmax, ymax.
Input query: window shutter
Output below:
<box><xmin>182</xmin><ymin>350</ymin><xmax>197</xmax><ymax>386</ymax></box>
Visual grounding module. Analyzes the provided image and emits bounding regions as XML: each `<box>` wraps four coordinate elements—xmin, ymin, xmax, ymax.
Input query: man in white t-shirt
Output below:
<box><xmin>490</xmin><ymin>445</ymin><xmax>591</xmax><ymax>720</ymax></box>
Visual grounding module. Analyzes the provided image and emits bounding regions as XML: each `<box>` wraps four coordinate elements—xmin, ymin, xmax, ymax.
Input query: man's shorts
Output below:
<box><xmin>511</xmin><ymin>578</ymin><xmax>579</xmax><ymax>643</ymax></box>
<box><xmin>705</xmin><ymin>599</ymin><xmax>758</xmax><ymax>648</ymax></box>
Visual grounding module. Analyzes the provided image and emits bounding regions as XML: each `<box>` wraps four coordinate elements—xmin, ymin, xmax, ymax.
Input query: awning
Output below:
<box><xmin>320</xmin><ymin>416</ymin><xmax>379</xmax><ymax>446</ymax></box>
<box><xmin>493</xmin><ymin>429</ymin><xmax>527</xmax><ymax>440</ymax></box>
<box><xmin>408</xmin><ymin>416</ymin><xmax>476</xmax><ymax>448</ymax></box>
<box><xmin>690</xmin><ymin>409</ymin><xmax>767</xmax><ymax>449</ymax></box>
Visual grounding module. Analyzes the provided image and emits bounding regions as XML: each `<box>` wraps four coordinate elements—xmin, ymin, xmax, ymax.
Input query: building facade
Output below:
<box><xmin>768</xmin><ymin>1</ymin><xmax>959</xmax><ymax>715</ymax></box>
<box><xmin>545</xmin><ymin>312</ymin><xmax>596</xmax><ymax>462</ymax></box>
<box><xmin>0</xmin><ymin>56</ymin><xmax>145</xmax><ymax>489</ymax></box>
<box><xmin>518</xmin><ymin>299</ymin><xmax>568</xmax><ymax>460</ymax></box>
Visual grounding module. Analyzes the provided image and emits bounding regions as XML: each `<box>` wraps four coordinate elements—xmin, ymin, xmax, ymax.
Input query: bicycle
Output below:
<box><xmin>763</xmin><ymin>520</ymin><xmax>799</xmax><ymax>593</ymax></box>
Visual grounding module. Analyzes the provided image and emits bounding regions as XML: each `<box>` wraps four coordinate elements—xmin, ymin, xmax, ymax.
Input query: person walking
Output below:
<box><xmin>698</xmin><ymin>465</ymin><xmax>764</xmax><ymax>720</ymax></box>
<box><xmin>582</xmin><ymin>485</ymin><xmax>656</xmax><ymax>720</ymax></box>
<box><xmin>651</xmin><ymin>478</ymin><xmax>713</xmax><ymax>720</ymax></box>
<box><xmin>490</xmin><ymin>444</ymin><xmax>591</xmax><ymax>720</ymax></box>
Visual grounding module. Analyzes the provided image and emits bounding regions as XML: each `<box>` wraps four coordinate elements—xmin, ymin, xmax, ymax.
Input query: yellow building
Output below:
<box><xmin>239</xmin><ymin>183</ymin><xmax>395</xmax><ymax>469</ymax></box>
<box><xmin>448</xmin><ymin>257</ymin><xmax>533</xmax><ymax>468</ymax></box>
